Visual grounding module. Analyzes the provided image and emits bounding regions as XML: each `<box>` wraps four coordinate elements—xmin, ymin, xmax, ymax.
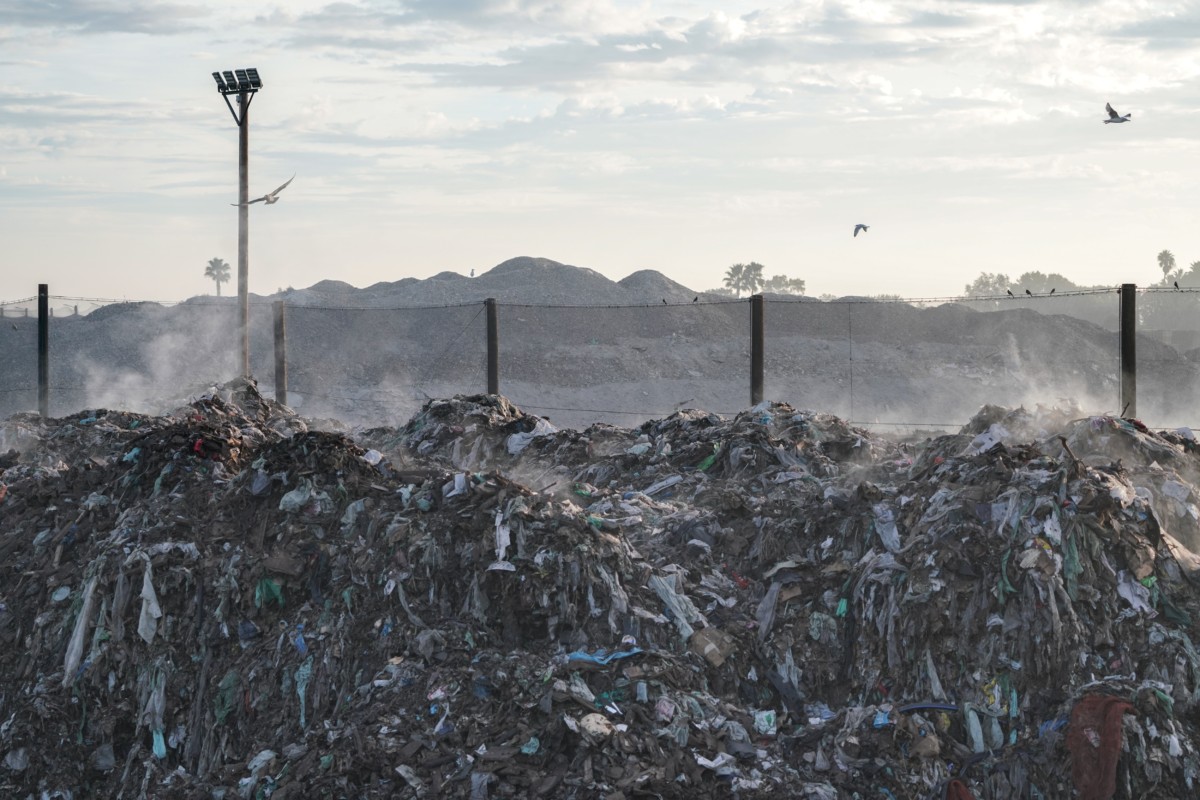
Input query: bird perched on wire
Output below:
<box><xmin>1104</xmin><ymin>103</ymin><xmax>1131</xmax><ymax>124</ymax></box>
<box><xmin>662</xmin><ymin>298</ymin><xmax>667</xmax><ymax>305</ymax></box>
<box><xmin>1049</xmin><ymin>288</ymin><xmax>1055</xmax><ymax>295</ymax></box>
<box><xmin>853</xmin><ymin>224</ymin><xmax>870</xmax><ymax>237</ymax></box>
<box><xmin>1025</xmin><ymin>289</ymin><xmax>1033</xmax><ymax>297</ymax></box>
<box><xmin>232</xmin><ymin>174</ymin><xmax>295</xmax><ymax>206</ymax></box>
<box><xmin>1175</xmin><ymin>281</ymin><xmax>1181</xmax><ymax>290</ymax></box>
<box><xmin>692</xmin><ymin>296</ymin><xmax>698</xmax><ymax>303</ymax></box>
<box><xmin>1006</xmin><ymin>289</ymin><xmax>1014</xmax><ymax>297</ymax></box>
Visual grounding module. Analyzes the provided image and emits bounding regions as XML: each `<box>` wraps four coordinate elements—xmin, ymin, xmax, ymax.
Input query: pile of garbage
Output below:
<box><xmin>1</xmin><ymin>380</ymin><xmax>1198</xmax><ymax>799</ymax></box>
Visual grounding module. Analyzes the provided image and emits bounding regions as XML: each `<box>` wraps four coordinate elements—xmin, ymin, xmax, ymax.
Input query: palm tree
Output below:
<box><xmin>742</xmin><ymin>262</ymin><xmax>765</xmax><ymax>295</ymax></box>
<box><xmin>723</xmin><ymin>263</ymin><xmax>746</xmax><ymax>296</ymax></box>
<box><xmin>1157</xmin><ymin>250</ymin><xmax>1176</xmax><ymax>285</ymax></box>
<box><xmin>205</xmin><ymin>257</ymin><xmax>231</xmax><ymax>296</ymax></box>
<box><xmin>723</xmin><ymin>262</ymin><xmax>768</xmax><ymax>296</ymax></box>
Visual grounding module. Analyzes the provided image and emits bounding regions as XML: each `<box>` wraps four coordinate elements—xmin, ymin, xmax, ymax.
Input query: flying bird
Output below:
<box><xmin>1025</xmin><ymin>289</ymin><xmax>1033</xmax><ymax>297</ymax></box>
<box><xmin>1104</xmin><ymin>103</ymin><xmax>1131</xmax><ymax>124</ymax></box>
<box><xmin>232</xmin><ymin>174</ymin><xmax>295</xmax><ymax>206</ymax></box>
<box><xmin>853</xmin><ymin>224</ymin><xmax>870</xmax><ymax>237</ymax></box>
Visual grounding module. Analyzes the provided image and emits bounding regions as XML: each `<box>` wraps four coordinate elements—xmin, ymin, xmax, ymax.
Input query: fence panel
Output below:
<box><xmin>0</xmin><ymin>298</ymin><xmax>241</xmax><ymax>419</ymax></box>
<box><xmin>1137</xmin><ymin>288</ymin><xmax>1200</xmax><ymax>428</ymax></box>
<box><xmin>769</xmin><ymin>291</ymin><xmax>1124</xmax><ymax>433</ymax></box>
<box><xmin>283</xmin><ymin>303</ymin><xmax>487</xmax><ymax>426</ymax></box>
<box><xmin>497</xmin><ymin>300</ymin><xmax>749</xmax><ymax>429</ymax></box>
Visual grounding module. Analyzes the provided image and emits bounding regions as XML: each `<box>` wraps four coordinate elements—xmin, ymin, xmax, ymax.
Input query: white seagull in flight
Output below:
<box><xmin>1104</xmin><ymin>103</ymin><xmax>1131</xmax><ymax>124</ymax></box>
<box><xmin>232</xmin><ymin>175</ymin><xmax>295</xmax><ymax>206</ymax></box>
<box><xmin>853</xmin><ymin>224</ymin><xmax>870</xmax><ymax>237</ymax></box>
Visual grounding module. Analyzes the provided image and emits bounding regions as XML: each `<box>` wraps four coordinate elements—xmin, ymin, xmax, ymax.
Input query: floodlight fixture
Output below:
<box><xmin>213</xmin><ymin>65</ymin><xmax>262</xmax><ymax>125</ymax></box>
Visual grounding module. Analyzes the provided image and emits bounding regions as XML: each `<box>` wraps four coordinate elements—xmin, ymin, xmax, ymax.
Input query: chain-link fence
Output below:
<box><xmin>496</xmin><ymin>300</ymin><xmax>747</xmax><ymax>429</ymax></box>
<box><xmin>3</xmin><ymin>287</ymin><xmax>1198</xmax><ymax>429</ymax></box>
<box><xmin>1138</xmin><ymin>288</ymin><xmax>1200</xmax><ymax>428</ymax></box>
<box><xmin>767</xmin><ymin>290</ymin><xmax>1126</xmax><ymax>432</ymax></box>
<box><xmin>0</xmin><ymin>297</ymin><xmax>242</xmax><ymax>418</ymax></box>
<box><xmin>282</xmin><ymin>302</ymin><xmax>487</xmax><ymax>425</ymax></box>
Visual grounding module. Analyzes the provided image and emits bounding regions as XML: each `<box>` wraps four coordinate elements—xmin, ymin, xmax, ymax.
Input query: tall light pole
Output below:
<box><xmin>213</xmin><ymin>67</ymin><xmax>262</xmax><ymax>378</ymax></box>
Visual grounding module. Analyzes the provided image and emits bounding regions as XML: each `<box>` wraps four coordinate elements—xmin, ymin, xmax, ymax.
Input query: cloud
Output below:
<box><xmin>0</xmin><ymin>0</ymin><xmax>208</xmax><ymax>34</ymax></box>
<box><xmin>1115</xmin><ymin>12</ymin><xmax>1200</xmax><ymax>49</ymax></box>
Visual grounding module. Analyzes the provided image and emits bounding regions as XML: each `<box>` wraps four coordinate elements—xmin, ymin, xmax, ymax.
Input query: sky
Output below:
<box><xmin>2</xmin><ymin>0</ymin><xmax>1200</xmax><ymax>304</ymax></box>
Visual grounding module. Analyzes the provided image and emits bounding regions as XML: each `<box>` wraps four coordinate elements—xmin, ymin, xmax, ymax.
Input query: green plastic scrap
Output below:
<box><xmin>255</xmin><ymin>578</ymin><xmax>284</xmax><ymax>609</ymax></box>
<box><xmin>1154</xmin><ymin>689</ymin><xmax>1175</xmax><ymax>718</ymax></box>
<box><xmin>320</xmin><ymin>754</ymin><xmax>334</xmax><ymax>770</ymax></box>
<box><xmin>215</xmin><ymin>670</ymin><xmax>240</xmax><ymax>725</ymax></box>
<box><xmin>520</xmin><ymin>737</ymin><xmax>540</xmax><ymax>755</ymax></box>
<box><xmin>695</xmin><ymin>443</ymin><xmax>720</xmax><ymax>472</ymax></box>
<box><xmin>835</xmin><ymin>598</ymin><xmax>849</xmax><ymax>618</ymax></box>
<box><xmin>76</xmin><ymin>696</ymin><xmax>87</xmax><ymax>745</ymax></box>
<box><xmin>997</xmin><ymin>549</ymin><xmax>1017</xmax><ymax>603</ymax></box>
<box><xmin>342</xmin><ymin>588</ymin><xmax>353</xmax><ymax>613</ymax></box>
<box><xmin>1161</xmin><ymin>598</ymin><xmax>1192</xmax><ymax>627</ymax></box>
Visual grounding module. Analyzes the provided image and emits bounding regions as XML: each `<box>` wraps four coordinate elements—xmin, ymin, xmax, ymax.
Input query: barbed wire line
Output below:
<box><xmin>283</xmin><ymin>300</ymin><xmax>484</xmax><ymax>311</ymax></box>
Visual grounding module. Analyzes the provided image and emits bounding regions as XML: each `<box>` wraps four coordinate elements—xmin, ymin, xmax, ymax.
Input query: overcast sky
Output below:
<box><xmin>2</xmin><ymin>0</ymin><xmax>1199</xmax><ymax>303</ymax></box>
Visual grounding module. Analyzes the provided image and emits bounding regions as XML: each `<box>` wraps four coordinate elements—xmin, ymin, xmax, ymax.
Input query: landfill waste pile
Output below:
<box><xmin>1</xmin><ymin>380</ymin><xmax>1199</xmax><ymax>799</ymax></box>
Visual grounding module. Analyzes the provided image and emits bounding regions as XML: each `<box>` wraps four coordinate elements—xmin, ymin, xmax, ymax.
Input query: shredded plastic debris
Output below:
<box><xmin>0</xmin><ymin>380</ymin><xmax>1198</xmax><ymax>798</ymax></box>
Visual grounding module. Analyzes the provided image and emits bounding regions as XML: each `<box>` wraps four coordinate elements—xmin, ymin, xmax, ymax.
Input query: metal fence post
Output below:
<box><xmin>1120</xmin><ymin>283</ymin><xmax>1137</xmax><ymax>418</ymax></box>
<box><xmin>751</xmin><ymin>294</ymin><xmax>764</xmax><ymax>406</ymax></box>
<box><xmin>486</xmin><ymin>298</ymin><xmax>499</xmax><ymax>395</ymax></box>
<box><xmin>273</xmin><ymin>300</ymin><xmax>288</xmax><ymax>406</ymax></box>
<box><xmin>38</xmin><ymin>284</ymin><xmax>49</xmax><ymax>417</ymax></box>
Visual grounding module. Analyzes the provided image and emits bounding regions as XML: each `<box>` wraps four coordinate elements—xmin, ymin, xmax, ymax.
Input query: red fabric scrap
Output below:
<box><xmin>945</xmin><ymin>778</ymin><xmax>976</xmax><ymax>800</ymax></box>
<box><xmin>1066</xmin><ymin>693</ymin><xmax>1134</xmax><ymax>800</ymax></box>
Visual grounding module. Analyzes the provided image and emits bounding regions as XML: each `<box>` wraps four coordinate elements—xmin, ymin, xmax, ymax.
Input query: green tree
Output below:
<box><xmin>205</xmin><ymin>257</ymin><xmax>231</xmax><ymax>296</ymax></box>
<box><xmin>963</xmin><ymin>272</ymin><xmax>1013</xmax><ymax>296</ymax></box>
<box><xmin>964</xmin><ymin>271</ymin><xmax>1081</xmax><ymax>296</ymax></box>
<box><xmin>722</xmin><ymin>263</ymin><xmax>745</xmax><ymax>295</ymax></box>
<box><xmin>1158</xmin><ymin>250</ymin><xmax>1177</xmax><ymax>285</ymax></box>
<box><xmin>722</xmin><ymin>262</ymin><xmax>767</xmax><ymax>296</ymax></box>
<box><xmin>1013</xmin><ymin>271</ymin><xmax>1078</xmax><ymax>294</ymax></box>
<box><xmin>742</xmin><ymin>262</ymin><xmax>765</xmax><ymax>295</ymax></box>
<box><xmin>1181</xmin><ymin>261</ymin><xmax>1200</xmax><ymax>288</ymax></box>
<box><xmin>763</xmin><ymin>274</ymin><xmax>806</xmax><ymax>295</ymax></box>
